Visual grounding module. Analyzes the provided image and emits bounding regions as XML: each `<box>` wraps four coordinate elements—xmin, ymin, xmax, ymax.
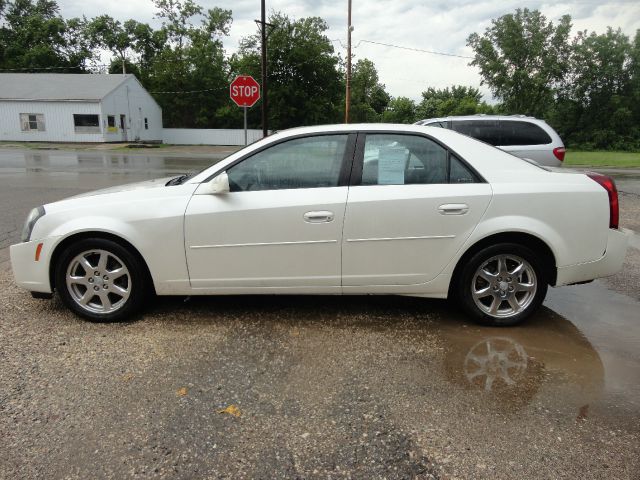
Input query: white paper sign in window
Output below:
<box><xmin>377</xmin><ymin>147</ymin><xmax>407</xmax><ymax>185</ymax></box>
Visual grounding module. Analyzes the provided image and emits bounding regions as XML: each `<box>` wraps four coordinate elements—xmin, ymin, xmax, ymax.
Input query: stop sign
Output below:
<box><xmin>230</xmin><ymin>75</ymin><xmax>261</xmax><ymax>107</ymax></box>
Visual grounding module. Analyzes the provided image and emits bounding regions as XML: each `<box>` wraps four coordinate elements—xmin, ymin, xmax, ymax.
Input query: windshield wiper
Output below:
<box><xmin>166</xmin><ymin>174</ymin><xmax>189</xmax><ymax>186</ymax></box>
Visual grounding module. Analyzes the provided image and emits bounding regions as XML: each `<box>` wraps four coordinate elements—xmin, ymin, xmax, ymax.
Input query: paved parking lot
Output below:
<box><xmin>1</xmin><ymin>148</ymin><xmax>639</xmax><ymax>479</ymax></box>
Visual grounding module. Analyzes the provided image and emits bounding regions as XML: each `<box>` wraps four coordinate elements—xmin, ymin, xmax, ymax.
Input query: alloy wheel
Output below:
<box><xmin>471</xmin><ymin>254</ymin><xmax>537</xmax><ymax>318</ymax></box>
<box><xmin>65</xmin><ymin>249</ymin><xmax>131</xmax><ymax>314</ymax></box>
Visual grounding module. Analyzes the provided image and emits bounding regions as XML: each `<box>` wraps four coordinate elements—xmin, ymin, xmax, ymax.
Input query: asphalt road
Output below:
<box><xmin>1</xmin><ymin>148</ymin><xmax>639</xmax><ymax>479</ymax></box>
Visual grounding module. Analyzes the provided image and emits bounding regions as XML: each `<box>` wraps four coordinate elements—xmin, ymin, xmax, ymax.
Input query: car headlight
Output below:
<box><xmin>21</xmin><ymin>206</ymin><xmax>45</xmax><ymax>243</ymax></box>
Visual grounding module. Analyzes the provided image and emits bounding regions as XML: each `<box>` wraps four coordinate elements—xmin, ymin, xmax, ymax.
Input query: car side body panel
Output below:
<box><xmin>184</xmin><ymin>185</ymin><xmax>348</xmax><ymax>293</ymax></box>
<box><xmin>20</xmin><ymin>181</ymin><xmax>198</xmax><ymax>295</ymax></box>
<box><xmin>342</xmin><ymin>183</ymin><xmax>492</xmax><ymax>286</ymax></box>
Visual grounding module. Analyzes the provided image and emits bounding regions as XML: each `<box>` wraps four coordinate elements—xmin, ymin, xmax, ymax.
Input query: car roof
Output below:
<box><xmin>417</xmin><ymin>115</ymin><xmax>547</xmax><ymax>124</ymax></box>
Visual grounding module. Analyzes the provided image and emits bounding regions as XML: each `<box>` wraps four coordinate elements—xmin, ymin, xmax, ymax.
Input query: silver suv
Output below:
<box><xmin>415</xmin><ymin>115</ymin><xmax>565</xmax><ymax>167</ymax></box>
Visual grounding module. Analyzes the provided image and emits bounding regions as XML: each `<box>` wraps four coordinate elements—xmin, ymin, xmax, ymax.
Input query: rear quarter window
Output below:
<box><xmin>499</xmin><ymin>121</ymin><xmax>552</xmax><ymax>146</ymax></box>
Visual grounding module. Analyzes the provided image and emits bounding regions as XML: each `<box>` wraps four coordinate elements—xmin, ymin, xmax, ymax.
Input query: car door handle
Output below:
<box><xmin>438</xmin><ymin>203</ymin><xmax>469</xmax><ymax>215</ymax></box>
<box><xmin>303</xmin><ymin>211</ymin><xmax>334</xmax><ymax>223</ymax></box>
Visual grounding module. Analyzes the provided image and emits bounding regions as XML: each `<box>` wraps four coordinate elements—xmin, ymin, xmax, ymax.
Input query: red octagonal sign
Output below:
<box><xmin>230</xmin><ymin>75</ymin><xmax>261</xmax><ymax>107</ymax></box>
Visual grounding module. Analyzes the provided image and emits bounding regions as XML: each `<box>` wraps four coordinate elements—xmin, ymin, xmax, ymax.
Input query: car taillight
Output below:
<box><xmin>587</xmin><ymin>172</ymin><xmax>619</xmax><ymax>229</ymax></box>
<box><xmin>553</xmin><ymin>147</ymin><xmax>566</xmax><ymax>162</ymax></box>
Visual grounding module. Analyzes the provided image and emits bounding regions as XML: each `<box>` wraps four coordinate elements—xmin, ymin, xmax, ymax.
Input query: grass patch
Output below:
<box><xmin>565</xmin><ymin>151</ymin><xmax>640</xmax><ymax>168</ymax></box>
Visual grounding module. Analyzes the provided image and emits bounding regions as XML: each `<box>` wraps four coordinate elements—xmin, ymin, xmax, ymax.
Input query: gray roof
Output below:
<box><xmin>0</xmin><ymin>73</ymin><xmax>134</xmax><ymax>101</ymax></box>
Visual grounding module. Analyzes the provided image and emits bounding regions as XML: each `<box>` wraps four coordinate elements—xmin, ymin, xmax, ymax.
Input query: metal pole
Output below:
<box><xmin>244</xmin><ymin>106</ymin><xmax>248</xmax><ymax>145</ymax></box>
<box><xmin>345</xmin><ymin>0</ymin><xmax>352</xmax><ymax>123</ymax></box>
<box><xmin>261</xmin><ymin>0</ymin><xmax>268</xmax><ymax>138</ymax></box>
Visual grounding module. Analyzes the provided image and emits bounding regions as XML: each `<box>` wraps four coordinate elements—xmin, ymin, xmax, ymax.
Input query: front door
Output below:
<box><xmin>184</xmin><ymin>133</ymin><xmax>355</xmax><ymax>293</ymax></box>
<box><xmin>342</xmin><ymin>133</ymin><xmax>492</xmax><ymax>287</ymax></box>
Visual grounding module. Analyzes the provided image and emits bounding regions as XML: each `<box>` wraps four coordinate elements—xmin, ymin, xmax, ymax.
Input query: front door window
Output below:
<box><xmin>227</xmin><ymin>135</ymin><xmax>349</xmax><ymax>192</ymax></box>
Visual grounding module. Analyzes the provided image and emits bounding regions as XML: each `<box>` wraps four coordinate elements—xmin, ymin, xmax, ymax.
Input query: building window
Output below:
<box><xmin>144</xmin><ymin>118</ymin><xmax>149</xmax><ymax>130</ymax></box>
<box><xmin>73</xmin><ymin>114</ymin><xmax>101</xmax><ymax>133</ymax></box>
<box><xmin>20</xmin><ymin>113</ymin><xmax>45</xmax><ymax>132</ymax></box>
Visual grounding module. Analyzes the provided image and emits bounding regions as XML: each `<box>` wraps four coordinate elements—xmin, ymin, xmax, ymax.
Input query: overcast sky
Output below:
<box><xmin>58</xmin><ymin>0</ymin><xmax>640</xmax><ymax>102</ymax></box>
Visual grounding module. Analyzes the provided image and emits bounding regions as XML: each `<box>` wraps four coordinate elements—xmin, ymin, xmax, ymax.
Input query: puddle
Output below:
<box><xmin>435</xmin><ymin>306</ymin><xmax>606</xmax><ymax>414</ymax></box>
<box><xmin>0</xmin><ymin>148</ymin><xmax>217</xmax><ymax>175</ymax></box>
<box><xmin>434</xmin><ymin>280</ymin><xmax>639</xmax><ymax>416</ymax></box>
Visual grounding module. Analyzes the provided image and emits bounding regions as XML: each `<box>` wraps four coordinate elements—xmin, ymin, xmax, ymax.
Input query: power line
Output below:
<box><xmin>0</xmin><ymin>64</ymin><xmax>87</xmax><ymax>71</ymax></box>
<box><xmin>355</xmin><ymin>39</ymin><xmax>474</xmax><ymax>59</ymax></box>
<box><xmin>150</xmin><ymin>87</ymin><xmax>220</xmax><ymax>94</ymax></box>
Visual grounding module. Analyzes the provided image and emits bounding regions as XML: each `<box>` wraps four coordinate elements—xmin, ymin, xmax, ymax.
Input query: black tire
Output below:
<box><xmin>54</xmin><ymin>238</ymin><xmax>149</xmax><ymax>322</ymax></box>
<box><xmin>457</xmin><ymin>243</ymin><xmax>548</xmax><ymax>326</ymax></box>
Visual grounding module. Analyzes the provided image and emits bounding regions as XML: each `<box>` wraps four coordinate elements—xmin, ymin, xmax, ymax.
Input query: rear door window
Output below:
<box><xmin>359</xmin><ymin>134</ymin><xmax>479</xmax><ymax>185</ymax></box>
<box><xmin>499</xmin><ymin>121</ymin><xmax>552</xmax><ymax>146</ymax></box>
<box><xmin>451</xmin><ymin>120</ymin><xmax>501</xmax><ymax>146</ymax></box>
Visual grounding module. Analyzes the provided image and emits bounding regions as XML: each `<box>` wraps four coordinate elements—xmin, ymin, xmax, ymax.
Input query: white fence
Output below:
<box><xmin>162</xmin><ymin>128</ymin><xmax>265</xmax><ymax>146</ymax></box>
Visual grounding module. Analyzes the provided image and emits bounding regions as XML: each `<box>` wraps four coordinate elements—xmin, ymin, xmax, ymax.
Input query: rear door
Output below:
<box><xmin>342</xmin><ymin>132</ymin><xmax>492</xmax><ymax>287</ymax></box>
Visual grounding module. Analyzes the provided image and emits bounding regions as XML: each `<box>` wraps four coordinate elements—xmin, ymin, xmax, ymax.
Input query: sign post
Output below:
<box><xmin>230</xmin><ymin>75</ymin><xmax>261</xmax><ymax>145</ymax></box>
<box><xmin>243</xmin><ymin>106</ymin><xmax>247</xmax><ymax>146</ymax></box>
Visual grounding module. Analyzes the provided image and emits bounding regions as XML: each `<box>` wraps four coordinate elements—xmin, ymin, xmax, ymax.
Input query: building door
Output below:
<box><xmin>119</xmin><ymin>115</ymin><xmax>127</xmax><ymax>141</ymax></box>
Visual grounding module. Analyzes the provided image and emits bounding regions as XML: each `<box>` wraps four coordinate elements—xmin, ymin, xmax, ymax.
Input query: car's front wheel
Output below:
<box><xmin>55</xmin><ymin>238</ymin><xmax>148</xmax><ymax>322</ymax></box>
<box><xmin>458</xmin><ymin>243</ymin><xmax>548</xmax><ymax>326</ymax></box>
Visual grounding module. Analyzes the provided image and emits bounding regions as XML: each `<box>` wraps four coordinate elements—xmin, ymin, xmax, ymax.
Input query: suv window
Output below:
<box><xmin>500</xmin><ymin>121</ymin><xmax>552</xmax><ymax>146</ymax></box>
<box><xmin>451</xmin><ymin>120</ymin><xmax>501</xmax><ymax>146</ymax></box>
<box><xmin>227</xmin><ymin>135</ymin><xmax>348</xmax><ymax>192</ymax></box>
<box><xmin>361</xmin><ymin>134</ymin><xmax>477</xmax><ymax>185</ymax></box>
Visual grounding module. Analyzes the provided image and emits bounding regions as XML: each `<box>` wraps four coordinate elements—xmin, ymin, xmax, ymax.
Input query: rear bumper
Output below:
<box><xmin>10</xmin><ymin>236</ymin><xmax>60</xmax><ymax>294</ymax></box>
<box><xmin>555</xmin><ymin>228</ymin><xmax>631</xmax><ymax>286</ymax></box>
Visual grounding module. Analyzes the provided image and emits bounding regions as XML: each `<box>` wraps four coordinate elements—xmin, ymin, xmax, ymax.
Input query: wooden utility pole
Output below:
<box><xmin>260</xmin><ymin>0</ymin><xmax>268</xmax><ymax>137</ymax></box>
<box><xmin>345</xmin><ymin>0</ymin><xmax>352</xmax><ymax>123</ymax></box>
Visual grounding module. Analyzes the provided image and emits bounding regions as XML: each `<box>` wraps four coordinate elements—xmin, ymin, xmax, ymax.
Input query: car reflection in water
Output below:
<box><xmin>440</xmin><ymin>306</ymin><xmax>604</xmax><ymax>414</ymax></box>
<box><xmin>464</xmin><ymin>336</ymin><xmax>529</xmax><ymax>392</ymax></box>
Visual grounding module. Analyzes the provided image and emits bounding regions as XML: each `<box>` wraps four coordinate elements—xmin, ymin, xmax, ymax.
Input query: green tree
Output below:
<box><xmin>549</xmin><ymin>27</ymin><xmax>638</xmax><ymax>149</ymax></box>
<box><xmin>232</xmin><ymin>12</ymin><xmax>343</xmax><ymax>130</ymax></box>
<box><xmin>381</xmin><ymin>97</ymin><xmax>417</xmax><ymax>123</ymax></box>
<box><xmin>87</xmin><ymin>16</ymin><xmax>153</xmax><ymax>74</ymax></box>
<box><xmin>415</xmin><ymin>86</ymin><xmax>493</xmax><ymax>119</ymax></box>
<box><xmin>0</xmin><ymin>0</ymin><xmax>93</xmax><ymax>71</ymax></box>
<box><xmin>630</xmin><ymin>30</ymin><xmax>640</xmax><ymax>142</ymax></box>
<box><xmin>467</xmin><ymin>8</ymin><xmax>571</xmax><ymax>117</ymax></box>
<box><xmin>350</xmin><ymin>58</ymin><xmax>390</xmax><ymax>122</ymax></box>
<box><xmin>140</xmin><ymin>0</ymin><xmax>232</xmax><ymax>128</ymax></box>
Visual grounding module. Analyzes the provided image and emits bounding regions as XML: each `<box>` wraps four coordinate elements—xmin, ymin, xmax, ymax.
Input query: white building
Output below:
<box><xmin>0</xmin><ymin>73</ymin><xmax>162</xmax><ymax>143</ymax></box>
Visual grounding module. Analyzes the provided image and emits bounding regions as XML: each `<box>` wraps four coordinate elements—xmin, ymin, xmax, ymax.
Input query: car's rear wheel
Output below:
<box><xmin>55</xmin><ymin>238</ymin><xmax>148</xmax><ymax>322</ymax></box>
<box><xmin>458</xmin><ymin>243</ymin><xmax>548</xmax><ymax>326</ymax></box>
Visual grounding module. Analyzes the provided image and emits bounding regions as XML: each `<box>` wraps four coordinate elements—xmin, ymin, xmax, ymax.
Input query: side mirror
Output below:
<box><xmin>197</xmin><ymin>171</ymin><xmax>230</xmax><ymax>195</ymax></box>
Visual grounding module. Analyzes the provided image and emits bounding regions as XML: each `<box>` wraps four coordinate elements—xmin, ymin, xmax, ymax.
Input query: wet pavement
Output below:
<box><xmin>1</xmin><ymin>148</ymin><xmax>639</xmax><ymax>478</ymax></box>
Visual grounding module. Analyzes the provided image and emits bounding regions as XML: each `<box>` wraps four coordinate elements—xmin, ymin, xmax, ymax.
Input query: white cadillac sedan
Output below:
<box><xmin>10</xmin><ymin>124</ymin><xmax>629</xmax><ymax>326</ymax></box>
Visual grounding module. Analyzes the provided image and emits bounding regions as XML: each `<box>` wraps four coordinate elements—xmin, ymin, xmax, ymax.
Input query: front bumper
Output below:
<box><xmin>10</xmin><ymin>236</ymin><xmax>61</xmax><ymax>294</ymax></box>
<box><xmin>555</xmin><ymin>228</ymin><xmax>631</xmax><ymax>286</ymax></box>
